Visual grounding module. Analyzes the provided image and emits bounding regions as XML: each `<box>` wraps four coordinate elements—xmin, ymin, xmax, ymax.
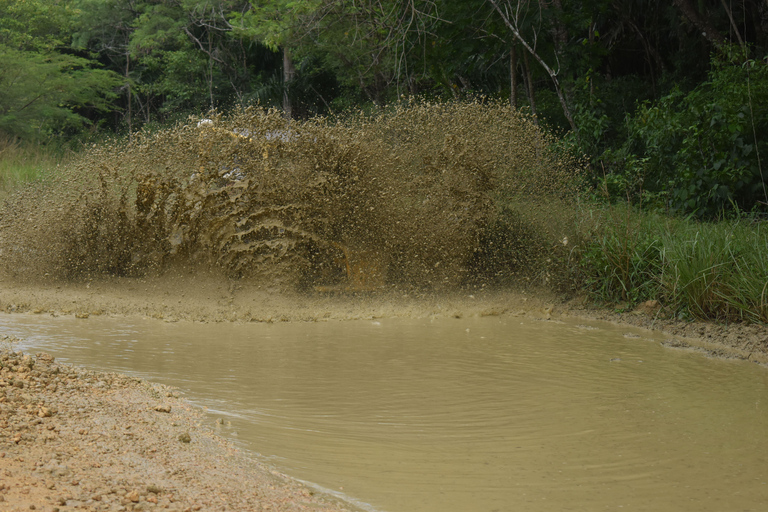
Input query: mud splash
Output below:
<box><xmin>0</xmin><ymin>100</ymin><xmax>581</xmax><ymax>291</ymax></box>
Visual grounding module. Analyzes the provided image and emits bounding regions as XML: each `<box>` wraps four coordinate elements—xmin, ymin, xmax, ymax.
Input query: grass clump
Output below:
<box><xmin>578</xmin><ymin>205</ymin><xmax>665</xmax><ymax>306</ymax></box>
<box><xmin>0</xmin><ymin>134</ymin><xmax>63</xmax><ymax>197</ymax></box>
<box><xmin>663</xmin><ymin>220</ymin><xmax>768</xmax><ymax>323</ymax></box>
<box><xmin>578</xmin><ymin>206</ymin><xmax>768</xmax><ymax>324</ymax></box>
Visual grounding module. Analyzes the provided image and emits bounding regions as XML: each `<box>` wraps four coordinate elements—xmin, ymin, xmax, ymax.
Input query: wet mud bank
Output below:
<box><xmin>561</xmin><ymin>298</ymin><xmax>768</xmax><ymax>366</ymax></box>
<box><xmin>0</xmin><ymin>346</ymin><xmax>357</xmax><ymax>512</ymax></box>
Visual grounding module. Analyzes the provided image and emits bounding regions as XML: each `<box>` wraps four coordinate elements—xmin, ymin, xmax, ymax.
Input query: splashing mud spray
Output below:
<box><xmin>0</xmin><ymin>100</ymin><xmax>582</xmax><ymax>292</ymax></box>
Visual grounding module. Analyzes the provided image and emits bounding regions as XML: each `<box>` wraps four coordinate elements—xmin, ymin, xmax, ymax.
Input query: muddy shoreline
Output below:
<box><xmin>0</xmin><ymin>274</ymin><xmax>767</xmax><ymax>511</ymax></box>
<box><xmin>0</xmin><ymin>273</ymin><xmax>765</xmax><ymax>364</ymax></box>
<box><xmin>0</xmin><ymin>345</ymin><xmax>359</xmax><ymax>512</ymax></box>
<box><xmin>560</xmin><ymin>297</ymin><xmax>768</xmax><ymax>365</ymax></box>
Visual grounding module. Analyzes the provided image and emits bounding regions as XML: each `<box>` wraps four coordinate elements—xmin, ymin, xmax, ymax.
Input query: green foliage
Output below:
<box><xmin>0</xmin><ymin>45</ymin><xmax>122</xmax><ymax>139</ymax></box>
<box><xmin>662</xmin><ymin>220</ymin><xmax>768</xmax><ymax>323</ymax></box>
<box><xmin>0</xmin><ymin>0</ymin><xmax>74</xmax><ymax>50</ymax></box>
<box><xmin>0</xmin><ymin>0</ymin><xmax>123</xmax><ymax>140</ymax></box>
<box><xmin>577</xmin><ymin>204</ymin><xmax>768</xmax><ymax>323</ymax></box>
<box><xmin>616</xmin><ymin>51</ymin><xmax>768</xmax><ymax>217</ymax></box>
<box><xmin>0</xmin><ymin>134</ymin><xmax>65</xmax><ymax>197</ymax></box>
<box><xmin>230</xmin><ymin>0</ymin><xmax>322</xmax><ymax>50</ymax></box>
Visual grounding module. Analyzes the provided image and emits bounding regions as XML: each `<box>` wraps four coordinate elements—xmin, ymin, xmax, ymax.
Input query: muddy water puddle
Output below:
<box><xmin>3</xmin><ymin>313</ymin><xmax>768</xmax><ymax>512</ymax></box>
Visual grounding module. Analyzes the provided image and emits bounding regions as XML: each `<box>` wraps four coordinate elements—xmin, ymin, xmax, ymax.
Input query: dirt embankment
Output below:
<box><xmin>0</xmin><ymin>347</ymin><xmax>357</xmax><ymax>512</ymax></box>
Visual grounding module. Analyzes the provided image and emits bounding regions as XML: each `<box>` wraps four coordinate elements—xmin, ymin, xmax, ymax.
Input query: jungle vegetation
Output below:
<box><xmin>1</xmin><ymin>0</ymin><xmax>767</xmax><ymax>319</ymax></box>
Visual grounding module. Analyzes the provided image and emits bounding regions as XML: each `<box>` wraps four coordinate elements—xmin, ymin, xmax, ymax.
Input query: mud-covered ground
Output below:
<box><xmin>561</xmin><ymin>296</ymin><xmax>768</xmax><ymax>365</ymax></box>
<box><xmin>0</xmin><ymin>346</ymin><xmax>357</xmax><ymax>512</ymax></box>
<box><xmin>0</xmin><ymin>272</ymin><xmax>766</xmax><ymax>512</ymax></box>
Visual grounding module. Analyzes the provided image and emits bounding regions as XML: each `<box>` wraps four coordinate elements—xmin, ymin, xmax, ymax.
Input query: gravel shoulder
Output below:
<box><xmin>0</xmin><ymin>347</ymin><xmax>357</xmax><ymax>512</ymax></box>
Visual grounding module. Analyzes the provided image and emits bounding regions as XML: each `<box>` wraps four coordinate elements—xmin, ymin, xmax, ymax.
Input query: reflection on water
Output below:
<box><xmin>3</xmin><ymin>313</ymin><xmax>768</xmax><ymax>512</ymax></box>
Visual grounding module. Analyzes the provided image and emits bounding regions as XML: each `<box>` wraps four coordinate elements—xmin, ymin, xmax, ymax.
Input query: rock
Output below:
<box><xmin>154</xmin><ymin>405</ymin><xmax>171</xmax><ymax>413</ymax></box>
<box><xmin>126</xmin><ymin>490</ymin><xmax>140</xmax><ymax>503</ymax></box>
<box><xmin>635</xmin><ymin>299</ymin><xmax>661</xmax><ymax>316</ymax></box>
<box><xmin>178</xmin><ymin>432</ymin><xmax>191</xmax><ymax>443</ymax></box>
<box><xmin>43</xmin><ymin>462</ymin><xmax>70</xmax><ymax>478</ymax></box>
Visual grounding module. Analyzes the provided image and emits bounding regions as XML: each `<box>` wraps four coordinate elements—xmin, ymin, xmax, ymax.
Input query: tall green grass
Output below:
<box><xmin>578</xmin><ymin>205</ymin><xmax>665</xmax><ymax>305</ymax></box>
<box><xmin>578</xmin><ymin>205</ymin><xmax>768</xmax><ymax>324</ymax></box>
<box><xmin>0</xmin><ymin>135</ymin><xmax>62</xmax><ymax>196</ymax></box>
<box><xmin>663</xmin><ymin>221</ymin><xmax>768</xmax><ymax>323</ymax></box>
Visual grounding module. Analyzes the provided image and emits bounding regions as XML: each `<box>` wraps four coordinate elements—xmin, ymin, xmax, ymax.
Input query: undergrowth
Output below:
<box><xmin>0</xmin><ymin>135</ymin><xmax>64</xmax><ymax>197</ymax></box>
<box><xmin>578</xmin><ymin>205</ymin><xmax>768</xmax><ymax>324</ymax></box>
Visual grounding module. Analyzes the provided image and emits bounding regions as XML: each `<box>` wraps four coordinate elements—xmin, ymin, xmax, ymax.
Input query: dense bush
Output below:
<box><xmin>608</xmin><ymin>51</ymin><xmax>768</xmax><ymax>217</ymax></box>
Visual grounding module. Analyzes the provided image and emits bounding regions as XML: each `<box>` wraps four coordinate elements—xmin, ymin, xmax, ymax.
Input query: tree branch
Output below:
<box><xmin>486</xmin><ymin>0</ymin><xmax>576</xmax><ymax>131</ymax></box>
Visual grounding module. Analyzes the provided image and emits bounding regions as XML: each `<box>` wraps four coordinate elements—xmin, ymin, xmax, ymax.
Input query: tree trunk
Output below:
<box><xmin>719</xmin><ymin>0</ymin><xmax>746</xmax><ymax>50</ymax></box>
<box><xmin>510</xmin><ymin>46</ymin><xmax>518</xmax><ymax>108</ymax></box>
<box><xmin>208</xmin><ymin>33</ymin><xmax>214</xmax><ymax>108</ymax></box>
<box><xmin>126</xmin><ymin>53</ymin><xmax>132</xmax><ymax>143</ymax></box>
<box><xmin>521</xmin><ymin>50</ymin><xmax>538</xmax><ymax>120</ymax></box>
<box><xmin>486</xmin><ymin>0</ymin><xmax>576</xmax><ymax>131</ymax></box>
<box><xmin>549</xmin><ymin>0</ymin><xmax>569</xmax><ymax>62</ymax></box>
<box><xmin>673</xmin><ymin>0</ymin><xmax>726</xmax><ymax>47</ymax></box>
<box><xmin>283</xmin><ymin>47</ymin><xmax>296</xmax><ymax>119</ymax></box>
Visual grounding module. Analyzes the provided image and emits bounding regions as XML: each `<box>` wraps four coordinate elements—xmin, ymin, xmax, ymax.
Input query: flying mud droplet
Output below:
<box><xmin>0</xmin><ymin>100</ymin><xmax>583</xmax><ymax>292</ymax></box>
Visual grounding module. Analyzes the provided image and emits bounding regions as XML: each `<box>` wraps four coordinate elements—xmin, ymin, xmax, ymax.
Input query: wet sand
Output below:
<box><xmin>0</xmin><ymin>272</ymin><xmax>766</xmax><ymax>511</ymax></box>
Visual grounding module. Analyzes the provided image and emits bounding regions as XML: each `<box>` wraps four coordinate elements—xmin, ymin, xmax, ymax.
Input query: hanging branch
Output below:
<box><xmin>486</xmin><ymin>0</ymin><xmax>576</xmax><ymax>131</ymax></box>
<box><xmin>719</xmin><ymin>0</ymin><xmax>745</xmax><ymax>50</ymax></box>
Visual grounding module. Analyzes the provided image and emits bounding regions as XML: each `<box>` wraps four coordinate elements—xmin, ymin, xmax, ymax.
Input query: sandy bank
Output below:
<box><xmin>0</xmin><ymin>346</ymin><xmax>358</xmax><ymax>512</ymax></box>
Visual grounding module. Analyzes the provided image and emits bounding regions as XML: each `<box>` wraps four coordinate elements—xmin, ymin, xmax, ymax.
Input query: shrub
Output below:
<box><xmin>618</xmin><ymin>50</ymin><xmax>768</xmax><ymax>218</ymax></box>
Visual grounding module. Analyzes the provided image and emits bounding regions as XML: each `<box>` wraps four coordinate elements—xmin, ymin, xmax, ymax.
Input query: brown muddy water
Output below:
<box><xmin>3</xmin><ymin>313</ymin><xmax>768</xmax><ymax>512</ymax></box>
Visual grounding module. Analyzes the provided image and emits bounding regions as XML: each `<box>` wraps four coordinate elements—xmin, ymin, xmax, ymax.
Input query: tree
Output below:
<box><xmin>486</xmin><ymin>0</ymin><xmax>576</xmax><ymax>130</ymax></box>
<box><xmin>231</xmin><ymin>1</ymin><xmax>323</xmax><ymax>117</ymax></box>
<box><xmin>72</xmin><ymin>0</ymin><xmax>268</xmax><ymax>128</ymax></box>
<box><xmin>0</xmin><ymin>0</ymin><xmax>122</xmax><ymax>139</ymax></box>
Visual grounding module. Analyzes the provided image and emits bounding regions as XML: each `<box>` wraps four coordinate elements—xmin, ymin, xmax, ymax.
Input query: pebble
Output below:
<box><xmin>0</xmin><ymin>349</ymin><xmax>348</xmax><ymax>512</ymax></box>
